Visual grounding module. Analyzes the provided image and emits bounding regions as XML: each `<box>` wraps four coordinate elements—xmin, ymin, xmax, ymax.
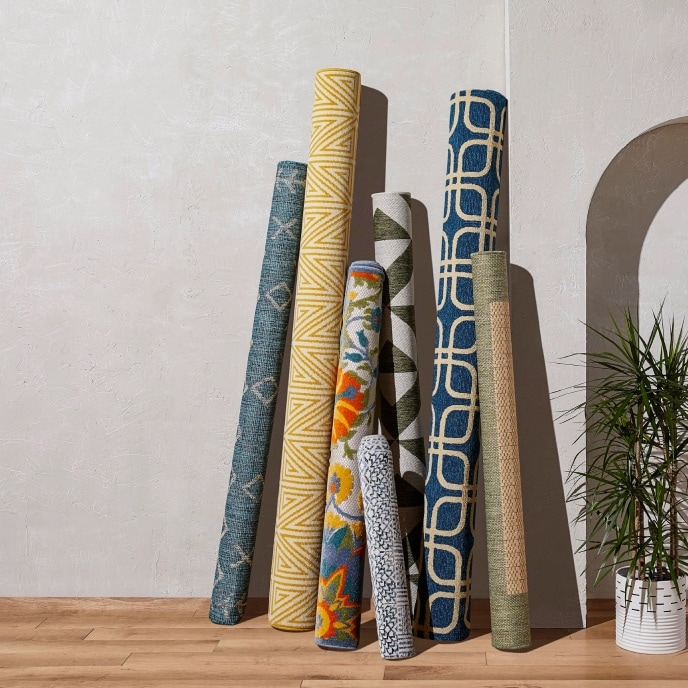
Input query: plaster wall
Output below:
<box><xmin>0</xmin><ymin>1</ymin><xmax>505</xmax><ymax>600</ymax></box>
<box><xmin>507</xmin><ymin>0</ymin><xmax>688</xmax><ymax>615</ymax></box>
<box><xmin>7</xmin><ymin>0</ymin><xmax>687</xmax><ymax>628</ymax></box>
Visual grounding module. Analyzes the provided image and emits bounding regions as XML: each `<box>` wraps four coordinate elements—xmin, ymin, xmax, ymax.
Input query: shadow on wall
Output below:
<box><xmin>495</xmin><ymin>119</ymin><xmax>510</xmax><ymax>258</ymax></box>
<box><xmin>409</xmin><ymin>198</ymin><xmax>436</xmax><ymax>447</ymax></box>
<box><xmin>348</xmin><ymin>85</ymin><xmax>388</xmax><ymax>597</ymax></box>
<box><xmin>469</xmin><ymin>121</ymin><xmax>513</xmax><ymax>597</ymax></box>
<box><xmin>511</xmin><ymin>265</ymin><xmax>583</xmax><ymax>628</ymax></box>
<box><xmin>348</xmin><ymin>86</ymin><xmax>388</xmax><ymax>261</ymax></box>
<box><xmin>502</xmin><ymin>119</ymin><xmax>581</xmax><ymax>626</ymax></box>
<box><xmin>586</xmin><ymin>121</ymin><xmax>688</xmax><ymax>598</ymax></box>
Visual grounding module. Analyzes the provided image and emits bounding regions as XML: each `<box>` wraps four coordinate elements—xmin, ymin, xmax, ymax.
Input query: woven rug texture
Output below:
<box><xmin>414</xmin><ymin>89</ymin><xmax>507</xmax><ymax>641</ymax></box>
<box><xmin>315</xmin><ymin>261</ymin><xmax>384</xmax><ymax>650</ymax></box>
<box><xmin>269</xmin><ymin>69</ymin><xmax>361</xmax><ymax>632</ymax></box>
<box><xmin>472</xmin><ymin>250</ymin><xmax>531</xmax><ymax>650</ymax></box>
<box><xmin>209</xmin><ymin>160</ymin><xmax>306</xmax><ymax>625</ymax></box>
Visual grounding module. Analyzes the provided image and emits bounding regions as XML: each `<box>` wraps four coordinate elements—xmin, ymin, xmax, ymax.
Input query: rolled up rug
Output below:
<box><xmin>415</xmin><ymin>89</ymin><xmax>507</xmax><ymax>641</ymax></box>
<box><xmin>209</xmin><ymin>161</ymin><xmax>307</xmax><ymax>625</ymax></box>
<box><xmin>372</xmin><ymin>192</ymin><xmax>425</xmax><ymax>614</ymax></box>
<box><xmin>315</xmin><ymin>261</ymin><xmax>384</xmax><ymax>650</ymax></box>
<box><xmin>471</xmin><ymin>251</ymin><xmax>530</xmax><ymax>650</ymax></box>
<box><xmin>358</xmin><ymin>435</ymin><xmax>416</xmax><ymax>660</ymax></box>
<box><xmin>270</xmin><ymin>69</ymin><xmax>361</xmax><ymax>632</ymax></box>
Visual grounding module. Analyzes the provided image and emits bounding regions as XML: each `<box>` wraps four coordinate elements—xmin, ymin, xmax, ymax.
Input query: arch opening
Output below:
<box><xmin>585</xmin><ymin>120</ymin><xmax>688</xmax><ymax>597</ymax></box>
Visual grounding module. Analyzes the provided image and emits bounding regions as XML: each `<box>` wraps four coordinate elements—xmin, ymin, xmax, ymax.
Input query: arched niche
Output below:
<box><xmin>585</xmin><ymin>119</ymin><xmax>688</xmax><ymax>595</ymax></box>
<box><xmin>639</xmin><ymin>178</ymin><xmax>688</xmax><ymax>328</ymax></box>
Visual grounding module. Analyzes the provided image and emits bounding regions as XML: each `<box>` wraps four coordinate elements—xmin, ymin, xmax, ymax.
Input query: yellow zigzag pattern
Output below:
<box><xmin>269</xmin><ymin>68</ymin><xmax>361</xmax><ymax>632</ymax></box>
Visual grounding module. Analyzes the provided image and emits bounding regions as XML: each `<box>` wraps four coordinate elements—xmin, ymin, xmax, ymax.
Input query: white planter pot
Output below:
<box><xmin>615</xmin><ymin>567</ymin><xmax>687</xmax><ymax>654</ymax></box>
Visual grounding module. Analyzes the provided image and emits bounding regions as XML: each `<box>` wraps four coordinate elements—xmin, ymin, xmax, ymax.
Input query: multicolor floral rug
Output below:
<box><xmin>315</xmin><ymin>261</ymin><xmax>384</xmax><ymax>650</ymax></box>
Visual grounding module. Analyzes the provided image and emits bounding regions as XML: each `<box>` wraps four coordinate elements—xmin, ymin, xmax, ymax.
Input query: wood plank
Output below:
<box><xmin>0</xmin><ymin>666</ymin><xmax>112</xmax><ymax>682</ymax></box>
<box><xmin>487</xmin><ymin>650</ymin><xmax>688</xmax><ymax>666</ymax></box>
<box><xmin>85</xmin><ymin>626</ymin><xmax>347</xmax><ymax>642</ymax></box>
<box><xmin>384</xmin><ymin>664</ymin><xmax>688</xmax><ymax>681</ymax></box>
<box><xmin>196</xmin><ymin>633</ymin><xmax>584</xmax><ymax>660</ymax></box>
<box><xmin>0</xmin><ymin>597</ymin><xmax>206</xmax><ymax>614</ymax></box>
<box><xmin>0</xmin><ymin>648</ymin><xmax>130</xmax><ymax>668</ymax></box>
<box><xmin>4</xmin><ymin>598</ymin><xmax>688</xmax><ymax>686</ymax></box>
<box><xmin>0</xmin><ymin>666</ymin><xmax>299</xmax><ymax>686</ymax></box>
<box><xmin>120</xmin><ymin>652</ymin><xmax>386</xmax><ymax>680</ymax></box>
<box><xmin>84</xmin><ymin>627</ymin><xmax>261</xmax><ymax>641</ymax></box>
<box><xmin>36</xmin><ymin>613</ymin><xmax>228</xmax><ymax>628</ymax></box>
<box><xmin>0</xmin><ymin>627</ymin><xmax>91</xmax><ymax>641</ymax></box>
<box><xmin>212</xmin><ymin>644</ymin><xmax>487</xmax><ymax>666</ymax></box>
<box><xmin>494</xmin><ymin>638</ymin><xmax>682</xmax><ymax>656</ymax></box>
<box><xmin>0</xmin><ymin>640</ymin><xmax>218</xmax><ymax>654</ymax></box>
<box><xmin>59</xmin><ymin>614</ymin><xmax>371</xmax><ymax>631</ymax></box>
<box><xmin>245</xmin><ymin>628</ymin><xmax>566</xmax><ymax>657</ymax></box>
<box><xmin>211</xmin><ymin>627</ymin><xmax>376</xmax><ymax>650</ymax></box>
<box><xmin>482</xmin><ymin>640</ymin><xmax>626</xmax><ymax>656</ymax></box>
<box><xmin>569</xmin><ymin>621</ymin><xmax>616</xmax><ymax>640</ymax></box>
<box><xmin>0</xmin><ymin>615</ymin><xmax>46</xmax><ymax>629</ymax></box>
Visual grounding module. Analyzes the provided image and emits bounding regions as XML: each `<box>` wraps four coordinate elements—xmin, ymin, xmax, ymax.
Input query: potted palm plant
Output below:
<box><xmin>562</xmin><ymin>308</ymin><xmax>688</xmax><ymax>654</ymax></box>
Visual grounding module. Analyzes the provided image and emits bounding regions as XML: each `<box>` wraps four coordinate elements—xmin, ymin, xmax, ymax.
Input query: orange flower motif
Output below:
<box><xmin>331</xmin><ymin>369</ymin><xmax>365</xmax><ymax>445</ymax></box>
<box><xmin>316</xmin><ymin>598</ymin><xmax>340</xmax><ymax>640</ymax></box>
<box><xmin>315</xmin><ymin>566</ymin><xmax>359</xmax><ymax>641</ymax></box>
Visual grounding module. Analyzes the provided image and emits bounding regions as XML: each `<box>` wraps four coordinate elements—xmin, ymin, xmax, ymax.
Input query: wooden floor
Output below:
<box><xmin>1</xmin><ymin>598</ymin><xmax>687</xmax><ymax>687</ymax></box>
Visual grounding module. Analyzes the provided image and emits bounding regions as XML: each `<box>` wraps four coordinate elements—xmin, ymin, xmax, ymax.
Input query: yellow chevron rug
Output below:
<box><xmin>269</xmin><ymin>68</ymin><xmax>361</xmax><ymax>632</ymax></box>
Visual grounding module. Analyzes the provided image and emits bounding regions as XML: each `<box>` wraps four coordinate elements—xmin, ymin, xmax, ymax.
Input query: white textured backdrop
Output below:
<box><xmin>15</xmin><ymin>1</ymin><xmax>686</xmax><ymax>627</ymax></box>
<box><xmin>508</xmin><ymin>0</ymin><xmax>688</xmax><ymax>618</ymax></box>
<box><xmin>0</xmin><ymin>1</ymin><xmax>505</xmax><ymax>597</ymax></box>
